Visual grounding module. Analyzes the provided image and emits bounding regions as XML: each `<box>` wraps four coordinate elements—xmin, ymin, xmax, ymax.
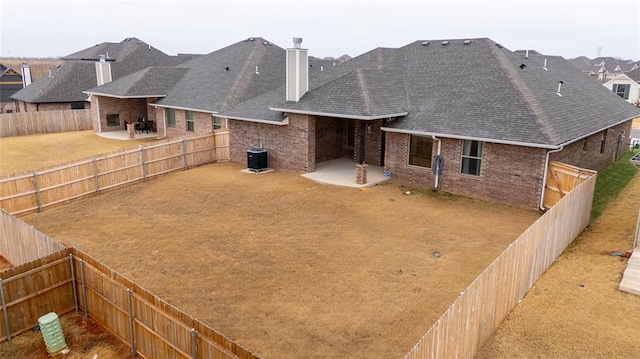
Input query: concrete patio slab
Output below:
<box><xmin>95</xmin><ymin>130</ymin><xmax>161</xmax><ymax>141</ymax></box>
<box><xmin>302</xmin><ymin>158</ymin><xmax>389</xmax><ymax>188</ymax></box>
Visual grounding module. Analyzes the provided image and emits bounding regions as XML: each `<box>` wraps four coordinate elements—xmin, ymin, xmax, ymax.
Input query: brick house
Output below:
<box><xmin>220</xmin><ymin>38</ymin><xmax>640</xmax><ymax>210</ymax></box>
<box><xmin>83</xmin><ymin>37</ymin><xmax>285</xmax><ymax>136</ymax></box>
<box><xmin>11</xmin><ymin>37</ymin><xmax>178</xmax><ymax>112</ymax></box>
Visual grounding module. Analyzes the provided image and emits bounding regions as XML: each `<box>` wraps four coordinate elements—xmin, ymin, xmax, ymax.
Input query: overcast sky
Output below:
<box><xmin>1</xmin><ymin>0</ymin><xmax>639</xmax><ymax>60</ymax></box>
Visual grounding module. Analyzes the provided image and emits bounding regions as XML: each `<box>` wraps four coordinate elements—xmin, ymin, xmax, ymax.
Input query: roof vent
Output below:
<box><xmin>255</xmin><ymin>65</ymin><xmax>259</xmax><ymax>74</ymax></box>
<box><xmin>225</xmin><ymin>66</ymin><xmax>229</xmax><ymax>71</ymax></box>
<box><xmin>496</xmin><ymin>43</ymin><xmax>504</xmax><ymax>49</ymax></box>
<box><xmin>519</xmin><ymin>64</ymin><xmax>526</xmax><ymax>70</ymax></box>
<box><xmin>556</xmin><ymin>81</ymin><xmax>564</xmax><ymax>96</ymax></box>
<box><xmin>543</xmin><ymin>58</ymin><xmax>548</xmax><ymax>71</ymax></box>
<box><xmin>422</xmin><ymin>41</ymin><xmax>430</xmax><ymax>46</ymax></box>
<box><xmin>441</xmin><ymin>41</ymin><xmax>449</xmax><ymax>46</ymax></box>
<box><xmin>248</xmin><ymin>37</ymin><xmax>255</xmax><ymax>41</ymax></box>
<box><xmin>293</xmin><ymin>37</ymin><xmax>303</xmax><ymax>49</ymax></box>
<box><xmin>463</xmin><ymin>40</ymin><xmax>472</xmax><ymax>45</ymax></box>
<box><xmin>525</xmin><ymin>49</ymin><xmax>529</xmax><ymax>59</ymax></box>
<box><xmin>263</xmin><ymin>41</ymin><xmax>268</xmax><ymax>46</ymax></box>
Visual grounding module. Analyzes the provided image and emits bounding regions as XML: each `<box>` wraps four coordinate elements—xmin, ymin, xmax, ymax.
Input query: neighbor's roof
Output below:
<box><xmin>626</xmin><ymin>67</ymin><xmax>640</xmax><ymax>83</ymax></box>
<box><xmin>84</xmin><ymin>67</ymin><xmax>188</xmax><ymax>98</ymax></box>
<box><xmin>11</xmin><ymin>37</ymin><xmax>178</xmax><ymax>103</ymax></box>
<box><xmin>223</xmin><ymin>38</ymin><xmax>640</xmax><ymax>148</ymax></box>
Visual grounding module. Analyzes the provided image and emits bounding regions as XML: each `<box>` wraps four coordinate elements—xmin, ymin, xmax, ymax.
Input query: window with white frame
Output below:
<box><xmin>612</xmin><ymin>84</ymin><xmax>630</xmax><ymax>99</ymax></box>
<box><xmin>165</xmin><ymin>108</ymin><xmax>176</xmax><ymax>128</ymax></box>
<box><xmin>461</xmin><ymin>140</ymin><xmax>483</xmax><ymax>176</ymax></box>
<box><xmin>408</xmin><ymin>135</ymin><xmax>433</xmax><ymax>168</ymax></box>
<box><xmin>186</xmin><ymin>111</ymin><xmax>195</xmax><ymax>132</ymax></box>
<box><xmin>212</xmin><ymin>116</ymin><xmax>226</xmax><ymax>130</ymax></box>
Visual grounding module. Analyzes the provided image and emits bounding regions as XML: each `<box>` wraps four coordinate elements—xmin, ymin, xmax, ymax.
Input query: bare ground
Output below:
<box><xmin>0</xmin><ymin>312</ymin><xmax>132</xmax><ymax>359</ymax></box>
<box><xmin>0</xmin><ymin>130</ymin><xmax>158</xmax><ymax>176</ymax></box>
<box><xmin>20</xmin><ymin>162</ymin><xmax>538</xmax><ymax>359</ymax></box>
<box><xmin>476</xmin><ymin>171</ymin><xmax>640</xmax><ymax>358</ymax></box>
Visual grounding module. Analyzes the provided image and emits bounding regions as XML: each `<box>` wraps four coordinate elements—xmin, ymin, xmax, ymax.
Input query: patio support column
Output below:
<box><xmin>359</xmin><ymin>121</ymin><xmax>366</xmax><ymax>164</ymax></box>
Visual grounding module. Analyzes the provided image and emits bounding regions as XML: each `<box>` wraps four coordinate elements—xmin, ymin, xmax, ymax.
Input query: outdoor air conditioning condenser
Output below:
<box><xmin>247</xmin><ymin>148</ymin><xmax>268</xmax><ymax>172</ymax></box>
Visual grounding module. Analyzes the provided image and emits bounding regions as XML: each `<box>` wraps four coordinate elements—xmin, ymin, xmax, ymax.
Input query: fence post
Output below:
<box><xmin>183</xmin><ymin>139</ymin><xmax>188</xmax><ymax>169</ymax></box>
<box><xmin>126</xmin><ymin>289</ymin><xmax>136</xmax><ymax>356</ymax></box>
<box><xmin>79</xmin><ymin>260</ymin><xmax>88</xmax><ymax>319</ymax></box>
<box><xmin>33</xmin><ymin>172</ymin><xmax>43</xmax><ymax>212</ymax></box>
<box><xmin>191</xmin><ymin>328</ymin><xmax>197</xmax><ymax>359</ymax></box>
<box><xmin>69</xmin><ymin>254</ymin><xmax>79</xmax><ymax>313</ymax></box>
<box><xmin>140</xmin><ymin>147</ymin><xmax>147</xmax><ymax>181</ymax></box>
<box><xmin>93</xmin><ymin>159</ymin><xmax>100</xmax><ymax>195</ymax></box>
<box><xmin>0</xmin><ymin>279</ymin><xmax>10</xmax><ymax>343</ymax></box>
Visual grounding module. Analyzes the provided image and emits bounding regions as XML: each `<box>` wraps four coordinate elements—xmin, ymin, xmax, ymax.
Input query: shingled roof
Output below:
<box><xmin>85</xmin><ymin>67</ymin><xmax>188</xmax><ymax>98</ymax></box>
<box><xmin>222</xmin><ymin>38</ymin><xmax>640</xmax><ymax>148</ymax></box>
<box><xmin>87</xmin><ymin>37</ymin><xmax>287</xmax><ymax>113</ymax></box>
<box><xmin>11</xmin><ymin>37</ymin><xmax>178</xmax><ymax>103</ymax></box>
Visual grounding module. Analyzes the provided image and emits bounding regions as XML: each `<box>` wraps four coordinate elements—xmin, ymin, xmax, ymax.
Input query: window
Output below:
<box><xmin>600</xmin><ymin>129</ymin><xmax>607</xmax><ymax>154</ymax></box>
<box><xmin>186</xmin><ymin>111</ymin><xmax>195</xmax><ymax>132</ymax></box>
<box><xmin>612</xmin><ymin>84</ymin><xmax>630</xmax><ymax>99</ymax></box>
<box><xmin>70</xmin><ymin>101</ymin><xmax>85</xmax><ymax>110</ymax></box>
<box><xmin>106</xmin><ymin>113</ymin><xmax>120</xmax><ymax>126</ymax></box>
<box><xmin>408</xmin><ymin>135</ymin><xmax>433</xmax><ymax>168</ymax></box>
<box><xmin>165</xmin><ymin>108</ymin><xmax>176</xmax><ymax>128</ymax></box>
<box><xmin>212</xmin><ymin>116</ymin><xmax>226</xmax><ymax>130</ymax></box>
<box><xmin>461</xmin><ymin>140</ymin><xmax>483</xmax><ymax>176</ymax></box>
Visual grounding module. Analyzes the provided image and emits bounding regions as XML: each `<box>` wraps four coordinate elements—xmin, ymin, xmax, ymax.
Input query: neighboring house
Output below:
<box><xmin>603</xmin><ymin>68</ymin><xmax>640</xmax><ymax>105</ymax></box>
<box><xmin>10</xmin><ymin>37</ymin><xmax>178</xmax><ymax>112</ymax></box>
<box><xmin>0</xmin><ymin>64</ymin><xmax>23</xmax><ymax>113</ymax></box>
<box><xmin>218</xmin><ymin>38</ymin><xmax>640</xmax><ymax>210</ymax></box>
<box><xmin>570</xmin><ymin>56</ymin><xmax>639</xmax><ymax>81</ymax></box>
<box><xmin>83</xmin><ymin>37</ymin><xmax>285</xmax><ymax>136</ymax></box>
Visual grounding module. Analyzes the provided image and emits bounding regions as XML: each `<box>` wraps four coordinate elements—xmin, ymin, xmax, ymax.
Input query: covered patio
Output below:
<box><xmin>302</xmin><ymin>158</ymin><xmax>389</xmax><ymax>188</ymax></box>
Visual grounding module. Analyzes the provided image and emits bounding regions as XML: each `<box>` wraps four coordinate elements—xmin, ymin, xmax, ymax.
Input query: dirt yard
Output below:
<box><xmin>0</xmin><ymin>130</ymin><xmax>157</xmax><ymax>176</ymax></box>
<box><xmin>20</xmin><ymin>162</ymin><xmax>538</xmax><ymax>359</ymax></box>
<box><xmin>477</xmin><ymin>171</ymin><xmax>640</xmax><ymax>358</ymax></box>
<box><xmin>0</xmin><ymin>312</ymin><xmax>132</xmax><ymax>359</ymax></box>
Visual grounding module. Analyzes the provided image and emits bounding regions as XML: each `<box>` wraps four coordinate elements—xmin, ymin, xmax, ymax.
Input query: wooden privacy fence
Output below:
<box><xmin>404</xmin><ymin>172</ymin><xmax>596</xmax><ymax>359</ymax></box>
<box><xmin>0</xmin><ymin>209</ymin><xmax>64</xmax><ymax>266</ymax></box>
<box><xmin>0</xmin><ymin>132</ymin><xmax>230</xmax><ymax>216</ymax></box>
<box><xmin>0</xmin><ymin>109</ymin><xmax>92</xmax><ymax>137</ymax></box>
<box><xmin>543</xmin><ymin>160</ymin><xmax>596</xmax><ymax>209</ymax></box>
<box><xmin>0</xmin><ymin>216</ymin><xmax>258</xmax><ymax>358</ymax></box>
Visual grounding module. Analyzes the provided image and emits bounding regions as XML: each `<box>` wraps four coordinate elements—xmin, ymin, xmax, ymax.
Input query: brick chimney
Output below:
<box><xmin>286</xmin><ymin>37</ymin><xmax>308</xmax><ymax>102</ymax></box>
<box><xmin>95</xmin><ymin>54</ymin><xmax>112</xmax><ymax>86</ymax></box>
<box><xmin>21</xmin><ymin>63</ymin><xmax>32</xmax><ymax>87</ymax></box>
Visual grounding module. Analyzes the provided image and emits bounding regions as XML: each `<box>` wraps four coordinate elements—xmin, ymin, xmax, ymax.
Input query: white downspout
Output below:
<box><xmin>539</xmin><ymin>146</ymin><xmax>564</xmax><ymax>211</ymax></box>
<box><xmin>433</xmin><ymin>135</ymin><xmax>442</xmax><ymax>189</ymax></box>
<box><xmin>163</xmin><ymin>108</ymin><xmax>167</xmax><ymax>138</ymax></box>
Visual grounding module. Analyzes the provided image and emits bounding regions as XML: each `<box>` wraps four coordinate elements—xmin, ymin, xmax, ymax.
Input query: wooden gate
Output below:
<box><xmin>543</xmin><ymin>161</ymin><xmax>596</xmax><ymax>209</ymax></box>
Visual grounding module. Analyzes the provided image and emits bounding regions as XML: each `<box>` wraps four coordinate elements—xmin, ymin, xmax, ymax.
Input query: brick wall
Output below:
<box><xmin>550</xmin><ymin>120</ymin><xmax>634</xmax><ymax>170</ymax></box>
<box><xmin>353</xmin><ymin>119</ymin><xmax>383</xmax><ymax>166</ymax></box>
<box><xmin>315</xmin><ymin>116</ymin><xmax>343</xmax><ymax>162</ymax></box>
<box><xmin>92</xmin><ymin>96</ymin><xmax>157</xmax><ymax>132</ymax></box>
<box><xmin>165</xmin><ymin>110</ymin><xmax>213</xmax><ymax>138</ymax></box>
<box><xmin>384</xmin><ymin>132</ymin><xmax>547</xmax><ymax>210</ymax></box>
<box><xmin>229</xmin><ymin>113</ymin><xmax>315</xmax><ymax>172</ymax></box>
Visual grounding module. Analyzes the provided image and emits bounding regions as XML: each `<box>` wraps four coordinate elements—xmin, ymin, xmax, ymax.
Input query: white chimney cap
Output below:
<box><xmin>293</xmin><ymin>37</ymin><xmax>303</xmax><ymax>49</ymax></box>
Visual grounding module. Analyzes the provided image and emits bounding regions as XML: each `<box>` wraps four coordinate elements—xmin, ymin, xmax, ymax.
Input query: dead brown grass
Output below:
<box><xmin>476</xmin><ymin>172</ymin><xmax>640</xmax><ymax>359</ymax></box>
<box><xmin>0</xmin><ymin>312</ymin><xmax>132</xmax><ymax>359</ymax></box>
<box><xmin>0</xmin><ymin>58</ymin><xmax>64</xmax><ymax>81</ymax></box>
<box><xmin>20</xmin><ymin>162</ymin><xmax>539</xmax><ymax>359</ymax></box>
<box><xmin>0</xmin><ymin>130</ymin><xmax>158</xmax><ymax>176</ymax></box>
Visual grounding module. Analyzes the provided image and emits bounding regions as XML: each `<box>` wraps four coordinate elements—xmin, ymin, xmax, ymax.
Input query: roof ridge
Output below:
<box><xmin>487</xmin><ymin>40</ymin><xmax>558</xmax><ymax>145</ymax></box>
<box><xmin>355</xmin><ymin>69</ymin><xmax>372</xmax><ymax>116</ymax></box>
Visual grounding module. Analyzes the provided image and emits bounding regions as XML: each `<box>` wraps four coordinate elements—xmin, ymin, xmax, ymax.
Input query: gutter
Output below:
<box><xmin>539</xmin><ymin>146</ymin><xmax>564</xmax><ymax>211</ymax></box>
